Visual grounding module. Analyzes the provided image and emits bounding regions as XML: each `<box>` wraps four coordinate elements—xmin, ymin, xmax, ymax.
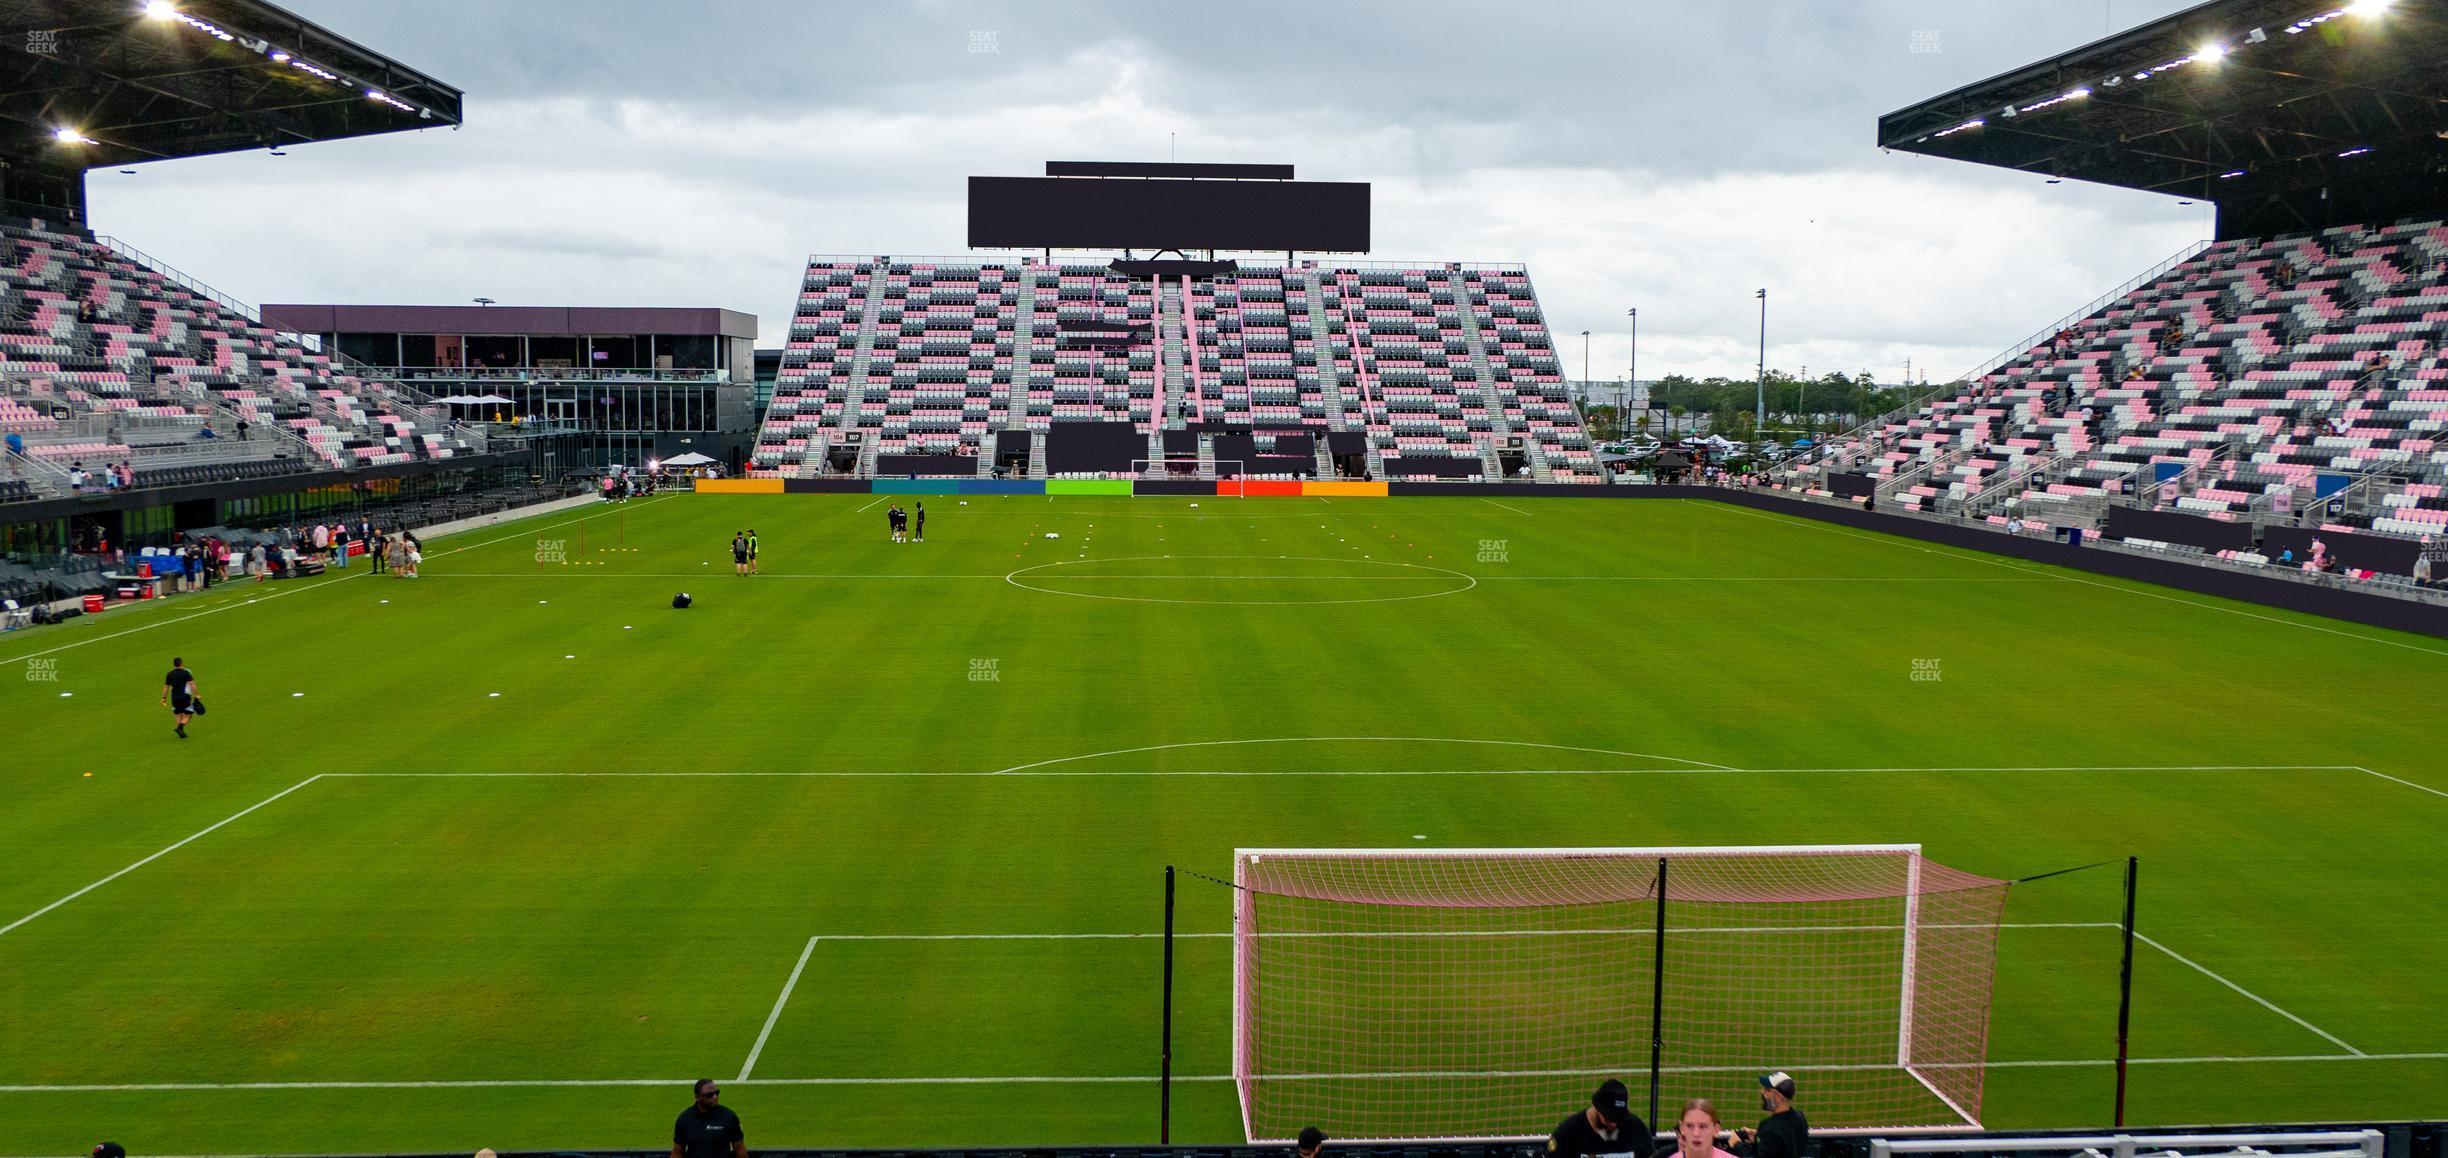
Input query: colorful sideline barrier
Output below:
<box><xmin>749</xmin><ymin>479</ymin><xmax>1395</xmax><ymax>498</ymax></box>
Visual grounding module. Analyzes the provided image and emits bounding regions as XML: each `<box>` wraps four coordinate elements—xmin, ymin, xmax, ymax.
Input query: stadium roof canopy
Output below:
<box><xmin>1878</xmin><ymin>0</ymin><xmax>2448</xmax><ymax>235</ymax></box>
<box><xmin>0</xmin><ymin>0</ymin><xmax>461</xmax><ymax>170</ymax></box>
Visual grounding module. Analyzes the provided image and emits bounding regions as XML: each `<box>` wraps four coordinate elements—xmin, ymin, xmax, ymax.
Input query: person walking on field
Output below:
<box><xmin>161</xmin><ymin>655</ymin><xmax>199</xmax><ymax>740</ymax></box>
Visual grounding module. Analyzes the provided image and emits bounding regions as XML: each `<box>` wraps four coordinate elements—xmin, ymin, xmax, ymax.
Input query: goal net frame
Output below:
<box><xmin>1132</xmin><ymin>456</ymin><xmax>1245</xmax><ymax>483</ymax></box>
<box><xmin>1228</xmin><ymin>844</ymin><xmax>2002</xmax><ymax>1145</ymax></box>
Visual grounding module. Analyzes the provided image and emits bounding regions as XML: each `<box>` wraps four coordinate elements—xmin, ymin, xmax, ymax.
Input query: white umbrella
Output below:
<box><xmin>433</xmin><ymin>394</ymin><xmax>482</xmax><ymax>405</ymax></box>
<box><xmin>468</xmin><ymin>394</ymin><xmax>516</xmax><ymax>405</ymax></box>
<box><xmin>662</xmin><ymin>451</ymin><xmax>716</xmax><ymax>467</ymax></box>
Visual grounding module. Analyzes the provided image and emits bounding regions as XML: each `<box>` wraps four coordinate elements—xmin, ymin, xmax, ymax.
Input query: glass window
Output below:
<box><xmin>337</xmin><ymin>332</ymin><xmax>395</xmax><ymax>365</ymax></box>
<box><xmin>467</xmin><ymin>335</ymin><xmax>523</xmax><ymax>369</ymax></box>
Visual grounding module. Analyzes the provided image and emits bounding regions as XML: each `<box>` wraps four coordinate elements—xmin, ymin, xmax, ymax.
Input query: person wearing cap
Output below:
<box><xmin>1732</xmin><ymin>1071</ymin><xmax>1807</xmax><ymax>1158</ymax></box>
<box><xmin>672</xmin><ymin>1077</ymin><xmax>746</xmax><ymax>1158</ymax></box>
<box><xmin>1547</xmin><ymin>1077</ymin><xmax>1651</xmax><ymax>1157</ymax></box>
<box><xmin>92</xmin><ymin>1144</ymin><xmax>127</xmax><ymax>1158</ymax></box>
<box><xmin>1297</xmin><ymin>1125</ymin><xmax>1327</xmax><ymax>1158</ymax></box>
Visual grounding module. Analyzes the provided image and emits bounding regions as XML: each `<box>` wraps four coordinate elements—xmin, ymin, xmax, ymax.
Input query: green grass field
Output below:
<box><xmin>2</xmin><ymin>492</ymin><xmax>2442</xmax><ymax>1156</ymax></box>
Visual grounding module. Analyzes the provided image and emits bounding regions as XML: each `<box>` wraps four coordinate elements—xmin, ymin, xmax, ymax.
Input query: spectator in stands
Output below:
<box><xmin>2414</xmin><ymin>551</ymin><xmax>2434</xmax><ymax>587</ymax></box>
<box><xmin>1669</xmin><ymin>1099</ymin><xmax>1739</xmax><ymax>1158</ymax></box>
<box><xmin>1545</xmin><ymin>1078</ymin><xmax>1648</xmax><ymax>1158</ymax></box>
<box><xmin>197</xmin><ymin>423</ymin><xmax>216</xmax><ymax>440</ymax></box>
<box><xmin>237</xmin><ymin>419</ymin><xmax>250</xmax><ymax>441</ymax></box>
<box><xmin>671</xmin><ymin>1079</ymin><xmax>746</xmax><ymax>1158</ymax></box>
<box><xmin>68</xmin><ymin>462</ymin><xmax>88</xmax><ymax>492</ymax></box>
<box><xmin>1297</xmin><ymin>1127</ymin><xmax>1327</xmax><ymax>1158</ymax></box>
<box><xmin>1732</xmin><ymin>1072</ymin><xmax>1806</xmax><ymax>1158</ymax></box>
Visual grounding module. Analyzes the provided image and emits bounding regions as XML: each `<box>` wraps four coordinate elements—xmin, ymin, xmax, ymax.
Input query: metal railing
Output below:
<box><xmin>1834</xmin><ymin>239</ymin><xmax>2218</xmax><ymax>445</ymax></box>
<box><xmin>351</xmin><ymin>365</ymin><xmax>732</xmax><ymax>383</ymax></box>
<box><xmin>1870</xmin><ymin>1130</ymin><xmax>2384</xmax><ymax>1158</ymax></box>
<box><xmin>806</xmin><ymin>252</ymin><xmax>1530</xmax><ymax>274</ymax></box>
<box><xmin>94</xmin><ymin>236</ymin><xmax>486</xmax><ymax>451</ymax></box>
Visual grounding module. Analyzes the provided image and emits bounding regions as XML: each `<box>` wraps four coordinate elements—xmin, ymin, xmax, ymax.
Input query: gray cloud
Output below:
<box><xmin>85</xmin><ymin>0</ymin><xmax>2210</xmax><ymax>379</ymax></box>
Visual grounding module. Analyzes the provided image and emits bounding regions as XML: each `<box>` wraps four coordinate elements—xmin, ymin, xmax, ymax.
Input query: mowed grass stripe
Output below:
<box><xmin>0</xmin><ymin>494</ymin><xmax>2442</xmax><ymax>1154</ymax></box>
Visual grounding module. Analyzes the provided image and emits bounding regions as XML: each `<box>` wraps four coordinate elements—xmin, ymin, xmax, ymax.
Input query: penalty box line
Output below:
<box><xmin>8</xmin><ymin>1054</ymin><xmax>2448</xmax><ymax>1096</ymax></box>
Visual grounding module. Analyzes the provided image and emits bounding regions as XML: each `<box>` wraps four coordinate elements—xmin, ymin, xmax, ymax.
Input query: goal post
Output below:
<box><xmin>1222</xmin><ymin>845</ymin><xmax>2008</xmax><ymax>1144</ymax></box>
<box><xmin>1131</xmin><ymin>457</ymin><xmax>1245</xmax><ymax>483</ymax></box>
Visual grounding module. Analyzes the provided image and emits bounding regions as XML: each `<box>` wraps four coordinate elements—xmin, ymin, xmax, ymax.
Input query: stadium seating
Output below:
<box><xmin>754</xmin><ymin>257</ymin><xmax>1598</xmax><ymax>481</ymax></box>
<box><xmin>1793</xmin><ymin>218</ymin><xmax>2448</xmax><ymax>547</ymax></box>
<box><xmin>0</xmin><ymin>217</ymin><xmax>481</xmax><ymax>494</ymax></box>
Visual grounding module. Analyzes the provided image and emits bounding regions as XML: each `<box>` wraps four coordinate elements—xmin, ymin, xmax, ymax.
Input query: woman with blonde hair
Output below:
<box><xmin>1665</xmin><ymin>1098</ymin><xmax>1739</xmax><ymax>1158</ymax></box>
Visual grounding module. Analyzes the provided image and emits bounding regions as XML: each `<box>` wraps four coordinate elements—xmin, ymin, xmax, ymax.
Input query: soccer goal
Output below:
<box><xmin>1225</xmin><ymin>845</ymin><xmax>2007</xmax><ymax>1144</ymax></box>
<box><xmin>1131</xmin><ymin>457</ymin><xmax>1245</xmax><ymax>482</ymax></box>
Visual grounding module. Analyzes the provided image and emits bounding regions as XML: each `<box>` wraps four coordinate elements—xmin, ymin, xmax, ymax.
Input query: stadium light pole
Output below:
<box><xmin>1755</xmin><ymin>289</ymin><xmax>1768</xmax><ymax>444</ymax></box>
<box><xmin>1627</xmin><ymin>308</ymin><xmax>1639</xmax><ymax>441</ymax></box>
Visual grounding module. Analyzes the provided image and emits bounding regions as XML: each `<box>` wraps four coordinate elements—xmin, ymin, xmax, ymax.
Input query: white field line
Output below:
<box><xmin>430</xmin><ymin>572</ymin><xmax>2069</xmax><ymax>583</ymax></box>
<box><xmin>854</xmin><ymin>494</ymin><xmax>889</xmax><ymax>513</ymax></box>
<box><xmin>10</xmin><ymin>1053</ymin><xmax>2448</xmax><ymax>1094</ymax></box>
<box><xmin>988</xmin><ymin>736</ymin><xmax>1736</xmax><ymax>774</ymax></box>
<box><xmin>0</xmin><ymin>571</ymin><xmax>354</xmax><ymax>667</ymax></box>
<box><xmin>2352</xmin><ymin>765</ymin><xmax>2448</xmax><ymax>801</ymax></box>
<box><xmin>320</xmin><ymin>764</ymin><xmax>2350</xmax><ymax>780</ymax></box>
<box><xmin>737</xmin><ymin>936</ymin><xmax>819</xmax><ymax>1081</ymax></box>
<box><xmin>0</xmin><ymin>775</ymin><xmax>324</xmax><ymax>940</ymax></box>
<box><xmin>429</xmin><ymin>494</ymin><xmax>678</xmax><ymax>557</ymax></box>
<box><xmin>799</xmin><ymin>921</ymin><xmax>2120</xmax><ymax>941</ymax></box>
<box><xmin>0</xmin><ymin>499</ymin><xmax>675</xmax><ymax>668</ymax></box>
<box><xmin>2133</xmin><ymin>931</ymin><xmax>2364</xmax><ymax>1055</ymax></box>
<box><xmin>1479</xmin><ymin>498</ymin><xmax>1535</xmax><ymax>516</ymax></box>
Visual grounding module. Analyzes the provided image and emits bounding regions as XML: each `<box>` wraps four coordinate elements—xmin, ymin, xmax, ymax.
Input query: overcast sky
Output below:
<box><xmin>85</xmin><ymin>0</ymin><xmax>2216</xmax><ymax>382</ymax></box>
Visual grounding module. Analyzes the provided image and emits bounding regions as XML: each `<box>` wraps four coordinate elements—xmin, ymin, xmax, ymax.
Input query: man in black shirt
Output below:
<box><xmin>1546</xmin><ymin>1077</ymin><xmax>1648</xmax><ymax>1157</ymax></box>
<box><xmin>1297</xmin><ymin>1126</ymin><xmax>1326</xmax><ymax>1158</ymax></box>
<box><xmin>913</xmin><ymin>502</ymin><xmax>926</xmax><ymax>543</ymax></box>
<box><xmin>161</xmin><ymin>656</ymin><xmax>198</xmax><ymax>739</ymax></box>
<box><xmin>1733</xmin><ymin>1071</ymin><xmax>1807</xmax><ymax>1158</ymax></box>
<box><xmin>671</xmin><ymin>1078</ymin><xmax>745</xmax><ymax>1158</ymax></box>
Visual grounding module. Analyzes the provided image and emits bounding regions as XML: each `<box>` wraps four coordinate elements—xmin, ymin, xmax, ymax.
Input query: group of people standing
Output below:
<box><xmin>1545</xmin><ymin>1073</ymin><xmax>1808</xmax><ymax>1158</ymax></box>
<box><xmin>64</xmin><ymin>460</ymin><xmax>136</xmax><ymax>493</ymax></box>
<box><xmin>886</xmin><ymin>502</ymin><xmax>924</xmax><ymax>543</ymax></box>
